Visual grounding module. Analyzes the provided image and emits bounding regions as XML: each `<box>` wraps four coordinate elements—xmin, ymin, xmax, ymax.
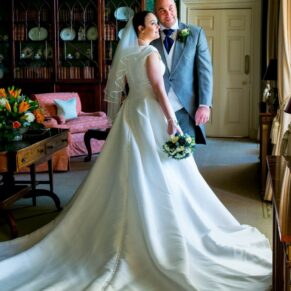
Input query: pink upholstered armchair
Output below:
<box><xmin>32</xmin><ymin>92</ymin><xmax>111</xmax><ymax>171</ymax></box>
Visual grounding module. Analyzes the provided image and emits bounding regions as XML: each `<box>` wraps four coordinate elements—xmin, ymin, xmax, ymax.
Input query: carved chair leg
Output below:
<box><xmin>84</xmin><ymin>129</ymin><xmax>110</xmax><ymax>162</ymax></box>
<box><xmin>84</xmin><ymin>131</ymin><xmax>93</xmax><ymax>162</ymax></box>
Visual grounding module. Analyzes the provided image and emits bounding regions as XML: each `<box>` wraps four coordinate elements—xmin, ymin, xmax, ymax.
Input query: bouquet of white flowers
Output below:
<box><xmin>163</xmin><ymin>133</ymin><xmax>195</xmax><ymax>160</ymax></box>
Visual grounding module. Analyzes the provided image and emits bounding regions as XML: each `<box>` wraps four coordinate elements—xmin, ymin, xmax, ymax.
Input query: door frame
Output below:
<box><xmin>180</xmin><ymin>0</ymin><xmax>261</xmax><ymax>139</ymax></box>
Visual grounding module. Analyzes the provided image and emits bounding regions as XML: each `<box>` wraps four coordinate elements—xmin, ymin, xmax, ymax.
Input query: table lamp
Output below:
<box><xmin>285</xmin><ymin>98</ymin><xmax>291</xmax><ymax>115</ymax></box>
<box><xmin>263</xmin><ymin>59</ymin><xmax>278</xmax><ymax>113</ymax></box>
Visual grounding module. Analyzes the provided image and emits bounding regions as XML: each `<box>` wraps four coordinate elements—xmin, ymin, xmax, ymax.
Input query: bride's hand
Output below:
<box><xmin>167</xmin><ymin>119</ymin><xmax>183</xmax><ymax>135</ymax></box>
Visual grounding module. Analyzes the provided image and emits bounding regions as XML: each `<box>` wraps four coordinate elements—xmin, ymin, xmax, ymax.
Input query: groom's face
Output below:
<box><xmin>155</xmin><ymin>0</ymin><xmax>177</xmax><ymax>28</ymax></box>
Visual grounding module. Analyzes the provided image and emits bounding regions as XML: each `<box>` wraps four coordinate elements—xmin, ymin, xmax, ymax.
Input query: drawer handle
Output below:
<box><xmin>21</xmin><ymin>158</ymin><xmax>26</xmax><ymax>163</ymax></box>
<box><xmin>47</xmin><ymin>145</ymin><xmax>54</xmax><ymax>149</ymax></box>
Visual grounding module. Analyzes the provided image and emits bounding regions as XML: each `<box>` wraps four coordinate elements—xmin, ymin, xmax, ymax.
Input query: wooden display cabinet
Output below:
<box><xmin>103</xmin><ymin>0</ymin><xmax>144</xmax><ymax>80</ymax></box>
<box><xmin>12</xmin><ymin>0</ymin><xmax>54</xmax><ymax>81</ymax></box>
<box><xmin>56</xmin><ymin>0</ymin><xmax>99</xmax><ymax>81</ymax></box>
<box><xmin>0</xmin><ymin>0</ymin><xmax>145</xmax><ymax>112</ymax></box>
<box><xmin>0</xmin><ymin>2</ymin><xmax>10</xmax><ymax>82</ymax></box>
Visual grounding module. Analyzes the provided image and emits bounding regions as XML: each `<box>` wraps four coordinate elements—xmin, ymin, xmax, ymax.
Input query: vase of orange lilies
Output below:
<box><xmin>0</xmin><ymin>86</ymin><xmax>45</xmax><ymax>142</ymax></box>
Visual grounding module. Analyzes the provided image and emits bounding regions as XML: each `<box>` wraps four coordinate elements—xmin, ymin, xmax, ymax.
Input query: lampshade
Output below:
<box><xmin>263</xmin><ymin>59</ymin><xmax>278</xmax><ymax>81</ymax></box>
<box><xmin>285</xmin><ymin>98</ymin><xmax>291</xmax><ymax>114</ymax></box>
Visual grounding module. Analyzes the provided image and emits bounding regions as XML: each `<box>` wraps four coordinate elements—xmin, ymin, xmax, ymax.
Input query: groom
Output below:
<box><xmin>151</xmin><ymin>0</ymin><xmax>213</xmax><ymax>144</ymax></box>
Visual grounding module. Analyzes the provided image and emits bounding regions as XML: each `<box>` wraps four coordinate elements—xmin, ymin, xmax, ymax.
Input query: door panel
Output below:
<box><xmin>188</xmin><ymin>9</ymin><xmax>252</xmax><ymax>137</ymax></box>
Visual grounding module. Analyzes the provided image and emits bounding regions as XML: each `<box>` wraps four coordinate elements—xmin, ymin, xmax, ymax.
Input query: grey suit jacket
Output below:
<box><xmin>151</xmin><ymin>22</ymin><xmax>213</xmax><ymax>144</ymax></box>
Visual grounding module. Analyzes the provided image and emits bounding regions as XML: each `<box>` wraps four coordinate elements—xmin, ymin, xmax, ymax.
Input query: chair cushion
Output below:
<box><xmin>54</xmin><ymin>98</ymin><xmax>78</xmax><ymax>121</ymax></box>
<box><xmin>66</xmin><ymin>115</ymin><xmax>109</xmax><ymax>134</ymax></box>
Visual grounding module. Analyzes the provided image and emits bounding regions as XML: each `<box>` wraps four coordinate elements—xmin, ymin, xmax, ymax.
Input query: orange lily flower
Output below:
<box><xmin>9</xmin><ymin>88</ymin><xmax>21</xmax><ymax>98</ymax></box>
<box><xmin>5</xmin><ymin>101</ymin><xmax>11</xmax><ymax>112</ymax></box>
<box><xmin>18</xmin><ymin>100</ymin><xmax>30</xmax><ymax>113</ymax></box>
<box><xmin>0</xmin><ymin>88</ymin><xmax>6</xmax><ymax>98</ymax></box>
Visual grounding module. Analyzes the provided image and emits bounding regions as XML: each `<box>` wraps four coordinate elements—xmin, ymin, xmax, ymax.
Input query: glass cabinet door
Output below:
<box><xmin>57</xmin><ymin>0</ymin><xmax>99</xmax><ymax>81</ymax></box>
<box><xmin>104</xmin><ymin>0</ymin><xmax>143</xmax><ymax>80</ymax></box>
<box><xmin>12</xmin><ymin>0</ymin><xmax>54</xmax><ymax>80</ymax></box>
<box><xmin>0</xmin><ymin>2</ymin><xmax>10</xmax><ymax>82</ymax></box>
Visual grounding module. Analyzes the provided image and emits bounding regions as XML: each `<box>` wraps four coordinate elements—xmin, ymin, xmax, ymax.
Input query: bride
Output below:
<box><xmin>0</xmin><ymin>11</ymin><xmax>272</xmax><ymax>291</ymax></box>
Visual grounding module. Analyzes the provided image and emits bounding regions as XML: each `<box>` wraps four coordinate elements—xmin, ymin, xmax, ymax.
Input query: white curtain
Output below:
<box><xmin>264</xmin><ymin>0</ymin><xmax>291</xmax><ymax>201</ymax></box>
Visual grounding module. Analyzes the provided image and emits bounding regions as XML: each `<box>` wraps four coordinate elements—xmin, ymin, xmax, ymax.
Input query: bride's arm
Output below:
<box><xmin>146</xmin><ymin>52</ymin><xmax>181</xmax><ymax>135</ymax></box>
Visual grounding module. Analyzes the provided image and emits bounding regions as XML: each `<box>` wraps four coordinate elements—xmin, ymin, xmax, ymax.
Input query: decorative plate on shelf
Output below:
<box><xmin>114</xmin><ymin>7</ymin><xmax>134</xmax><ymax>21</ymax></box>
<box><xmin>86</xmin><ymin>26</ymin><xmax>98</xmax><ymax>41</ymax></box>
<box><xmin>21</xmin><ymin>46</ymin><xmax>34</xmax><ymax>59</ymax></box>
<box><xmin>60</xmin><ymin>28</ymin><xmax>76</xmax><ymax>41</ymax></box>
<box><xmin>28</xmin><ymin>27</ymin><xmax>48</xmax><ymax>41</ymax></box>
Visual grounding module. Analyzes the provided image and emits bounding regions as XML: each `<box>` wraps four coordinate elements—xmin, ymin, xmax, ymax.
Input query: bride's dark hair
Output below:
<box><xmin>132</xmin><ymin>10</ymin><xmax>152</xmax><ymax>36</ymax></box>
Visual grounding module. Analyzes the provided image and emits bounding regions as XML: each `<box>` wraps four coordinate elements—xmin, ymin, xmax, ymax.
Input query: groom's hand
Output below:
<box><xmin>195</xmin><ymin>106</ymin><xmax>210</xmax><ymax>125</ymax></box>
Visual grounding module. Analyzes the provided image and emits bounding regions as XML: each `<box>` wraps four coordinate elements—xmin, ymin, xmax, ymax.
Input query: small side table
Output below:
<box><xmin>259</xmin><ymin>112</ymin><xmax>276</xmax><ymax>198</ymax></box>
<box><xmin>84</xmin><ymin>129</ymin><xmax>110</xmax><ymax>162</ymax></box>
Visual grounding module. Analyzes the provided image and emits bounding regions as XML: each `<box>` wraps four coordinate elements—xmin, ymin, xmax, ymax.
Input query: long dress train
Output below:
<box><xmin>0</xmin><ymin>45</ymin><xmax>271</xmax><ymax>291</ymax></box>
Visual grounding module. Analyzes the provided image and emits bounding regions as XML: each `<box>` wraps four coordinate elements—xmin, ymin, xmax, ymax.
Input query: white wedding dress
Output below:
<box><xmin>0</xmin><ymin>46</ymin><xmax>272</xmax><ymax>291</ymax></box>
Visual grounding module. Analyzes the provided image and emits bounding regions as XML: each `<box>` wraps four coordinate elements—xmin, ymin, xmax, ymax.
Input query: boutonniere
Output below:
<box><xmin>177</xmin><ymin>28</ymin><xmax>191</xmax><ymax>43</ymax></box>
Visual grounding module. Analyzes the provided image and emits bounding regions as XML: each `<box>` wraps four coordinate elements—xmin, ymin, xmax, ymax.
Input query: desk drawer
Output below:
<box><xmin>17</xmin><ymin>143</ymin><xmax>45</xmax><ymax>169</ymax></box>
<box><xmin>45</xmin><ymin>132</ymin><xmax>68</xmax><ymax>155</ymax></box>
<box><xmin>0</xmin><ymin>153</ymin><xmax>8</xmax><ymax>172</ymax></box>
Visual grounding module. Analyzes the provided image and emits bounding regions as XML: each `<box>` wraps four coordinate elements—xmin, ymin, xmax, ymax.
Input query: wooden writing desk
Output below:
<box><xmin>0</xmin><ymin>128</ymin><xmax>68</xmax><ymax>238</ymax></box>
<box><xmin>267</xmin><ymin>156</ymin><xmax>291</xmax><ymax>290</ymax></box>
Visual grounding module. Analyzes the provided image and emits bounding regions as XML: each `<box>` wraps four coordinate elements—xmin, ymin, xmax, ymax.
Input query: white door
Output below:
<box><xmin>187</xmin><ymin>9</ymin><xmax>252</xmax><ymax>137</ymax></box>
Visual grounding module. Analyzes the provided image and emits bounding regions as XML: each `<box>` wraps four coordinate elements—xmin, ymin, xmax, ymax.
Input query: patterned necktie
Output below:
<box><xmin>163</xmin><ymin>29</ymin><xmax>174</xmax><ymax>54</ymax></box>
